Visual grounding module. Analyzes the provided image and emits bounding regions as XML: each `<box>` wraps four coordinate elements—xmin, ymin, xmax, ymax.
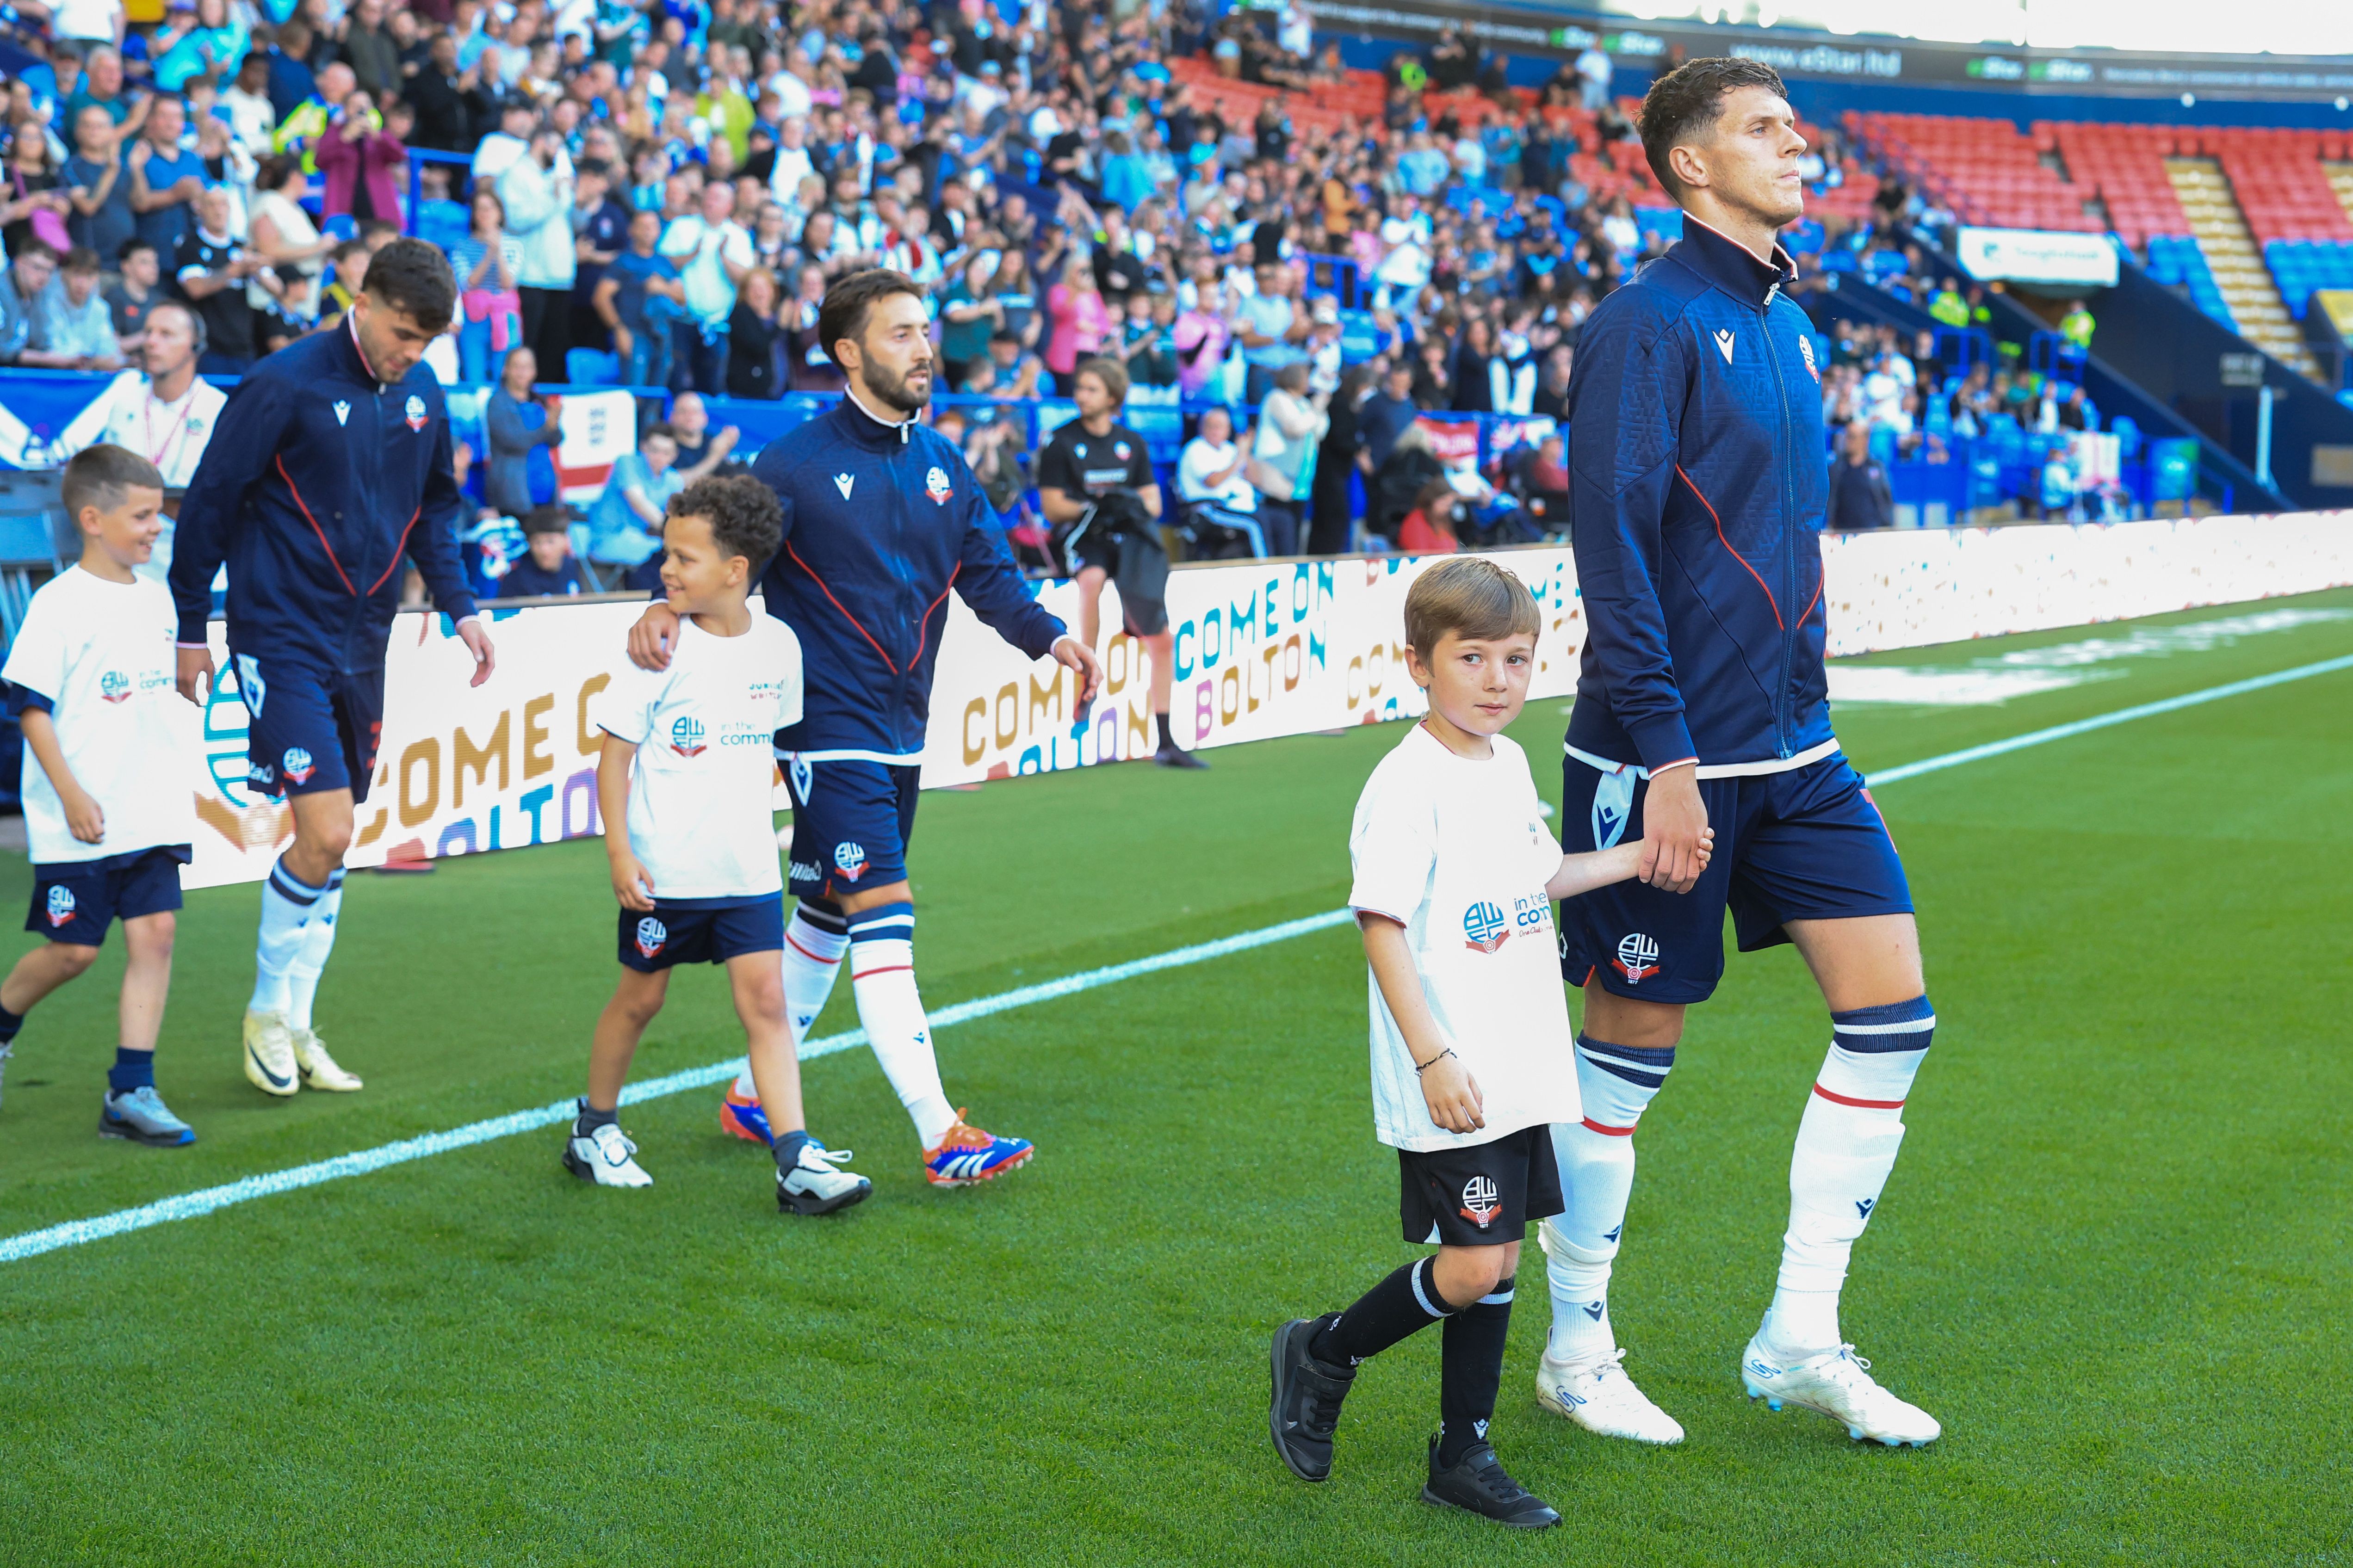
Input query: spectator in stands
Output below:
<box><xmin>105</xmin><ymin>237</ymin><xmax>160</xmax><ymax>355</ymax></box>
<box><xmin>0</xmin><ymin>243</ymin><xmax>58</xmax><ymax>364</ymax></box>
<box><xmin>23</xmin><ymin>245</ymin><xmax>121</xmax><ymax>370</ymax></box>
<box><xmin>314</xmin><ymin>86</ymin><xmax>407</xmax><ymax>227</ymax></box>
<box><xmin>724</xmin><ymin>265</ymin><xmax>784</xmax><ymax>401</ymax></box>
<box><xmin>664</xmin><ymin>391</ymin><xmax>738</xmax><ymax>482</ymax></box>
<box><xmin>938</xmin><ymin>251</ymin><xmax>1002</xmax><ymax>390</ymax></box>
<box><xmin>1359</xmin><ymin>358</ymin><xmax>1420</xmax><ymax>471</ymax></box>
<box><xmin>1236</xmin><ymin>258</ymin><xmax>1302</xmax><ymax>403</ymax></box>
<box><xmin>1174</xmin><ymin>279</ymin><xmax>1232</xmax><ymax>399</ymax></box>
<box><xmin>483</xmin><ymin>345</ymin><xmax>560</xmax><ymax>520</ymax></box>
<box><xmin>1397</xmin><ymin>477</ymin><xmax>1460</xmax><ymax>554</ymax></box>
<box><xmin>1176</xmin><ymin>405</ymin><xmax>1266</xmax><ymax>558</ymax></box>
<box><xmin>62</xmin><ymin>46</ymin><xmax>144</xmax><ymax>138</ymax></box>
<box><xmin>500</xmin><ymin>505</ymin><xmax>593</xmax><ymax>598</ymax></box>
<box><xmin>63</xmin><ymin>104</ymin><xmax>134</xmax><ymax>264</ymax></box>
<box><xmin>127</xmin><ymin>94</ymin><xmax>206</xmax><ymax>257</ymax></box>
<box><xmin>3</xmin><ymin>118</ymin><xmax>74</xmax><ymax>260</ymax></box>
<box><xmin>1247</xmin><ymin>360</ymin><xmax>1325</xmax><ymax>557</ymax></box>
<box><xmin>1531</xmin><ymin>344</ymin><xmax>1573</xmax><ymax>421</ymax></box>
<box><xmin>1044</xmin><ymin>253</ymin><xmax>1106</xmax><ymax>398</ymax></box>
<box><xmin>1311</xmin><ymin>363</ymin><xmax>1373</xmax><ymax>556</ymax></box>
<box><xmin>1827</xmin><ymin>422</ymin><xmax>1895</xmax><ymax>533</ymax></box>
<box><xmin>447</xmin><ymin>186</ymin><xmax>520</xmax><ymax>384</ymax></box>
<box><xmin>171</xmin><ymin>185</ymin><xmax>259</xmax><ymax>374</ymax></box>
<box><xmin>1508</xmin><ymin>431</ymin><xmax>1571</xmax><ymax>535</ymax></box>
<box><xmin>659</xmin><ymin>177</ymin><xmax>752</xmax><ymax>396</ymax></box>
<box><xmin>498</xmin><ymin>121</ymin><xmax>576</xmax><ymax>376</ymax></box>
<box><xmin>594</xmin><ymin>205</ymin><xmax>681</xmax><ymax>392</ymax></box>
<box><xmin>220</xmin><ymin>52</ymin><xmax>279</xmax><ymax>157</ymax></box>
<box><xmin>588</xmin><ymin>420</ymin><xmax>682</xmax><ymax>590</ymax></box>
<box><xmin>244</xmin><ymin>152</ymin><xmax>330</xmax><ymax>312</ymax></box>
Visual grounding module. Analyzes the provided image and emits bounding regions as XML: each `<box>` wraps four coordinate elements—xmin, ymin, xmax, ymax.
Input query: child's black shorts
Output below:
<box><xmin>27</xmin><ymin>845</ymin><xmax>189</xmax><ymax>946</ymax></box>
<box><xmin>618</xmin><ymin>895</ymin><xmax>784</xmax><ymax>972</ymax></box>
<box><xmin>1399</xmin><ymin>1124</ymin><xmax>1564</xmax><ymax>1247</ymax></box>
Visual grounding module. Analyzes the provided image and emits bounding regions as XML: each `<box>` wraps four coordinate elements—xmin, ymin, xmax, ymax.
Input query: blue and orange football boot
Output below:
<box><xmin>923</xmin><ymin>1109</ymin><xmax>1034</xmax><ymax>1187</ymax></box>
<box><xmin>719</xmin><ymin>1085</ymin><xmax>773</xmax><ymax>1146</ymax></box>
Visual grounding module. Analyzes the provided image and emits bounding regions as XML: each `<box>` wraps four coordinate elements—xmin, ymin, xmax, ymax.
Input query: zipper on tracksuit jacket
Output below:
<box><xmin>1759</xmin><ymin>281</ymin><xmax>1796</xmax><ymax>760</ymax></box>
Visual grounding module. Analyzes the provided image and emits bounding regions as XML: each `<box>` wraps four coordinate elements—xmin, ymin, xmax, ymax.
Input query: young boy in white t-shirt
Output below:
<box><xmin>567</xmin><ymin>474</ymin><xmax>871</xmax><ymax>1217</ymax></box>
<box><xmin>0</xmin><ymin>445</ymin><xmax>199</xmax><ymax>1144</ymax></box>
<box><xmin>1269</xmin><ymin>557</ymin><xmax>1709</xmax><ymax>1525</ymax></box>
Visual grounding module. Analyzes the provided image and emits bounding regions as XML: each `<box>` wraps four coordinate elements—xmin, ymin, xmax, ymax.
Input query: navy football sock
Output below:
<box><xmin>773</xmin><ymin>1128</ymin><xmax>812</xmax><ymax>1172</ymax></box>
<box><xmin>573</xmin><ymin>1098</ymin><xmax>618</xmax><ymax>1136</ymax></box>
<box><xmin>106</xmin><ymin>1046</ymin><xmax>154</xmax><ymax>1095</ymax></box>
<box><xmin>1313</xmin><ymin>1257</ymin><xmax>1457</xmax><ymax>1366</ymax></box>
<box><xmin>0</xmin><ymin>1002</ymin><xmax>23</xmax><ymax>1044</ymax></box>
<box><xmin>1437</xmin><ymin>1290</ymin><xmax>1514</xmax><ymax>1468</ymax></box>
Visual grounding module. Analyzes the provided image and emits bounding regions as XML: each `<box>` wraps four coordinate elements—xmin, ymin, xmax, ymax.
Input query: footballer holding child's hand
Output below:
<box><xmin>1269</xmin><ymin>558</ymin><xmax>1708</xmax><ymax>1527</ymax></box>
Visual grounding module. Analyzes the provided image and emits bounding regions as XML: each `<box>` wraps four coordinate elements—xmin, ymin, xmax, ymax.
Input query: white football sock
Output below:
<box><xmin>734</xmin><ymin>901</ymin><xmax>849</xmax><ymax>1099</ymax></box>
<box><xmin>846</xmin><ymin>901</ymin><xmax>957</xmax><ymax>1148</ymax></box>
<box><xmin>1765</xmin><ymin>997</ymin><xmax>1935</xmax><ymax>1358</ymax></box>
<box><xmin>249</xmin><ymin>858</ymin><xmax>323</xmax><ymax>1017</ymax></box>
<box><xmin>1546</xmin><ymin>1036</ymin><xmax>1675</xmax><ymax>1364</ymax></box>
<box><xmin>284</xmin><ymin>870</ymin><xmax>344</xmax><ymax>1033</ymax></box>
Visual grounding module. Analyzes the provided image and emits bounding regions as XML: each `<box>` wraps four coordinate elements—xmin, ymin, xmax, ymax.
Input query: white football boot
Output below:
<box><xmin>1535</xmin><ymin>1346</ymin><xmax>1685</xmax><ymax>1445</ymax></box>
<box><xmin>291</xmin><ymin>1027</ymin><xmax>363</xmax><ymax>1091</ymax></box>
<box><xmin>1740</xmin><ymin>1328</ymin><xmax>1941</xmax><ymax>1447</ymax></box>
<box><xmin>563</xmin><ymin>1121</ymin><xmax>653</xmax><ymax>1187</ymax></box>
<box><xmin>777</xmin><ymin>1142</ymin><xmax>872</xmax><ymax>1216</ymax></box>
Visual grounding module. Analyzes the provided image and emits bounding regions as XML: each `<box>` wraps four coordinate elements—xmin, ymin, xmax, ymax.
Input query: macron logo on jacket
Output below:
<box><xmin>1564</xmin><ymin>216</ymin><xmax>1834</xmax><ymax>776</ymax></box>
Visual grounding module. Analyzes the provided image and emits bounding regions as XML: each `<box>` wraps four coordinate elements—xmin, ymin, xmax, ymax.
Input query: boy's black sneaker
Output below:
<box><xmin>1269</xmin><ymin>1315</ymin><xmax>1356</xmax><ymax>1481</ymax></box>
<box><xmin>1153</xmin><ymin>742</ymin><xmax>1209</xmax><ymax>770</ymax></box>
<box><xmin>1419</xmin><ymin>1435</ymin><xmax>1560</xmax><ymax>1528</ymax></box>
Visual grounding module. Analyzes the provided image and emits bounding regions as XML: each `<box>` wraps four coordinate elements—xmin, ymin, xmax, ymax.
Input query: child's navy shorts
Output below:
<box><xmin>619</xmin><ymin>894</ymin><xmax>785</xmax><ymax>972</ymax></box>
<box><xmin>1557</xmin><ymin>750</ymin><xmax>1913</xmax><ymax>1006</ymax></box>
<box><xmin>779</xmin><ymin>755</ymin><xmax>920</xmax><ymax>901</ymax></box>
<box><xmin>28</xmin><ymin>845</ymin><xmax>190</xmax><ymax>946</ymax></box>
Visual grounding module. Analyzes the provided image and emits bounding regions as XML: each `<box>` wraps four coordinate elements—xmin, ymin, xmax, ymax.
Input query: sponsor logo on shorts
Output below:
<box><xmin>1613</xmin><ymin>932</ymin><xmax>1661</xmax><ymax>984</ymax></box>
<box><xmin>670</xmin><ymin>716</ymin><xmax>707</xmax><ymax>757</ymax></box>
<box><xmin>248</xmin><ymin>762</ymin><xmax>276</xmax><ymax>786</ymax></box>
<box><xmin>44</xmin><ymin>884</ymin><xmax>76</xmax><ymax>927</ymax></box>
<box><xmin>834</xmin><ymin>841</ymin><xmax>869</xmax><ymax>882</ymax></box>
<box><xmin>99</xmin><ymin>670</ymin><xmax>132</xmax><ymax>704</ymax></box>
<box><xmin>405</xmin><ymin>394</ymin><xmax>429</xmax><ymax>432</ymax></box>
<box><xmin>1462</xmin><ymin>900</ymin><xmax>1510</xmax><ymax>954</ymax></box>
<box><xmin>787</xmin><ymin>859</ymin><xmax>823</xmax><ymax>882</ymax></box>
<box><xmin>924</xmin><ymin>465</ymin><xmax>953</xmax><ymax>505</ymax></box>
<box><xmin>634</xmin><ymin>917</ymin><xmax>667</xmax><ymax>957</ymax></box>
<box><xmin>1458</xmin><ymin>1175</ymin><xmax>1500</xmax><ymax>1230</ymax></box>
<box><xmin>282</xmin><ymin>747</ymin><xmax>316</xmax><ymax>785</ymax></box>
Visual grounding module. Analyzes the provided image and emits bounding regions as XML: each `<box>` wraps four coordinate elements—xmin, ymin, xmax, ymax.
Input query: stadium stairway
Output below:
<box><xmin>2165</xmin><ymin>158</ymin><xmax>2321</xmax><ymax>378</ymax></box>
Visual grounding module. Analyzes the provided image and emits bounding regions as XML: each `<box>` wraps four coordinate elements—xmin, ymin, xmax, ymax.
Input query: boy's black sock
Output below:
<box><xmin>0</xmin><ymin>1002</ymin><xmax>24</xmax><ymax>1045</ymax></box>
<box><xmin>1154</xmin><ymin>711</ymin><xmax>1175</xmax><ymax>750</ymax></box>
<box><xmin>573</xmin><ymin>1098</ymin><xmax>619</xmax><ymax>1136</ymax></box>
<box><xmin>773</xmin><ymin>1128</ymin><xmax>812</xmax><ymax>1172</ymax></box>
<box><xmin>1311</xmin><ymin>1256</ymin><xmax>1456</xmax><ymax>1366</ymax></box>
<box><xmin>1437</xmin><ymin>1289</ymin><xmax>1514</xmax><ymax>1468</ymax></box>
<box><xmin>106</xmin><ymin>1046</ymin><xmax>155</xmax><ymax>1096</ymax></box>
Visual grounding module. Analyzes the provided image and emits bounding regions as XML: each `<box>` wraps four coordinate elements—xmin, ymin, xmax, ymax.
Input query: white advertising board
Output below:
<box><xmin>1957</xmin><ymin>226</ymin><xmax>2121</xmax><ymax>289</ymax></box>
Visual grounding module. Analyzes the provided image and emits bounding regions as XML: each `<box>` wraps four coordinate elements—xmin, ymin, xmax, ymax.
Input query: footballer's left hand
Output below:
<box><xmin>1052</xmin><ymin>635</ymin><xmax>1104</xmax><ymax>704</ymax></box>
<box><xmin>456</xmin><ymin>617</ymin><xmax>496</xmax><ymax>687</ymax></box>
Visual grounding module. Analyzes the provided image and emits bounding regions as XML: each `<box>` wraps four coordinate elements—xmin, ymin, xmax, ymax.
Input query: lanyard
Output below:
<box><xmin>144</xmin><ymin>388</ymin><xmax>198</xmax><ymax>475</ymax></box>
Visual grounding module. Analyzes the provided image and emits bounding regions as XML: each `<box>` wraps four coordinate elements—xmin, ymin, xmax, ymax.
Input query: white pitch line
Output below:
<box><xmin>8</xmin><ymin>648</ymin><xmax>2353</xmax><ymax>1266</ymax></box>
<box><xmin>0</xmin><ymin>911</ymin><xmax>1353</xmax><ymax>1264</ymax></box>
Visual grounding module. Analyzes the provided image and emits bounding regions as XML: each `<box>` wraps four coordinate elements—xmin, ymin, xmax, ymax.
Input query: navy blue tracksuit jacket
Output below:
<box><xmin>749</xmin><ymin>395</ymin><xmax>1067</xmax><ymax>759</ymax></box>
<box><xmin>170</xmin><ymin>322</ymin><xmax>479</xmax><ymax>664</ymax></box>
<box><xmin>1566</xmin><ymin>218</ymin><xmax>1833</xmax><ymax>772</ymax></box>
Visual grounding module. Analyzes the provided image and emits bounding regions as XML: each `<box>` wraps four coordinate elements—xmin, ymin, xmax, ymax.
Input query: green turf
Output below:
<box><xmin>4</xmin><ymin>590</ymin><xmax>2352</xmax><ymax>1565</ymax></box>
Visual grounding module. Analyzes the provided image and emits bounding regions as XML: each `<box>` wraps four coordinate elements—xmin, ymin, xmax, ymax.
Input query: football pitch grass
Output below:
<box><xmin>5</xmin><ymin>590</ymin><xmax>2352</xmax><ymax>1566</ymax></box>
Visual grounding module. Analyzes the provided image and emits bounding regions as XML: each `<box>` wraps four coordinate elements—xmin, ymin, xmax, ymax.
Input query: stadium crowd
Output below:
<box><xmin>0</xmin><ymin>0</ymin><xmax>1970</xmax><ymax>573</ymax></box>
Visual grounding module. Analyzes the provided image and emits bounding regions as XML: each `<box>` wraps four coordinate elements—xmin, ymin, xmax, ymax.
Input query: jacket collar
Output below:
<box><xmin>1669</xmin><ymin>212</ymin><xmax>1798</xmax><ymax>311</ymax></box>
<box><xmin>837</xmin><ymin>383</ymin><xmax>918</xmax><ymax>447</ymax></box>
<box><xmin>341</xmin><ymin>313</ymin><xmax>390</xmax><ymax>391</ymax></box>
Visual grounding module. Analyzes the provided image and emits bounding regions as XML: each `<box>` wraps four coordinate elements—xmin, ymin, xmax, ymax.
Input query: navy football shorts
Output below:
<box><xmin>618</xmin><ymin>895</ymin><xmax>786</xmax><ymax>972</ymax></box>
<box><xmin>779</xmin><ymin>755</ymin><xmax>920</xmax><ymax>901</ymax></box>
<box><xmin>1398</xmin><ymin>1124</ymin><xmax>1564</xmax><ymax>1247</ymax></box>
<box><xmin>1557</xmin><ymin>751</ymin><xmax>1913</xmax><ymax>1006</ymax></box>
<box><xmin>231</xmin><ymin>651</ymin><xmax>386</xmax><ymax>804</ymax></box>
<box><xmin>27</xmin><ymin>845</ymin><xmax>189</xmax><ymax>946</ymax></box>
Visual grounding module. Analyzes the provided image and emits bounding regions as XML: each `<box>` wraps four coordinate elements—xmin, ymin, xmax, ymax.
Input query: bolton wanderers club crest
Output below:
<box><xmin>670</xmin><ymin>716</ymin><xmax>706</xmax><ymax>757</ymax></box>
<box><xmin>634</xmin><ymin>917</ymin><xmax>667</xmax><ymax>957</ymax></box>
<box><xmin>834</xmin><ymin>841</ymin><xmax>869</xmax><ymax>882</ymax></box>
<box><xmin>405</xmin><ymin>393</ymin><xmax>429</xmax><ymax>432</ymax></box>
<box><xmin>99</xmin><ymin>670</ymin><xmax>132</xmax><ymax>704</ymax></box>
<box><xmin>44</xmin><ymin>885</ymin><xmax>76</xmax><ymax>927</ymax></box>
<box><xmin>283</xmin><ymin>747</ymin><xmax>316</xmax><ymax>785</ymax></box>
<box><xmin>1462</xmin><ymin>900</ymin><xmax>1510</xmax><ymax>954</ymax></box>
<box><xmin>1458</xmin><ymin>1175</ymin><xmax>1500</xmax><ymax>1229</ymax></box>
<box><xmin>1613</xmin><ymin>931</ymin><xmax>1661</xmax><ymax>984</ymax></box>
<box><xmin>924</xmin><ymin>465</ymin><xmax>953</xmax><ymax>505</ymax></box>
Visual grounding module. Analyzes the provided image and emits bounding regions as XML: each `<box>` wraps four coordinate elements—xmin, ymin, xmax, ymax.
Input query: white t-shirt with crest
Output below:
<box><xmin>1347</xmin><ymin>723</ymin><xmax>1581</xmax><ymax>1153</ymax></box>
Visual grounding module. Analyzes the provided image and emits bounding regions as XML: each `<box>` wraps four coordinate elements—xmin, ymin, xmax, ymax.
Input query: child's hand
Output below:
<box><xmin>1418</xmin><ymin>1051</ymin><xmax>1485</xmax><ymax>1136</ymax></box>
<box><xmin>609</xmin><ymin>853</ymin><xmax>655</xmax><ymax>911</ymax></box>
<box><xmin>62</xmin><ymin>787</ymin><xmax>104</xmax><ymax>845</ymax></box>
<box><xmin>1690</xmin><ymin>826</ymin><xmax>1715</xmax><ymax>873</ymax></box>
